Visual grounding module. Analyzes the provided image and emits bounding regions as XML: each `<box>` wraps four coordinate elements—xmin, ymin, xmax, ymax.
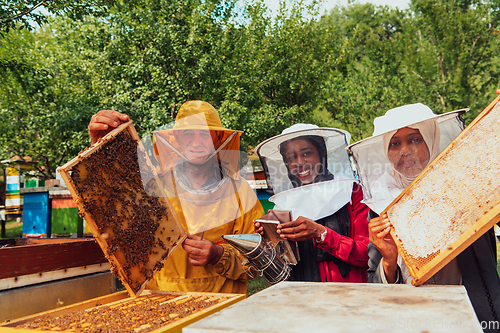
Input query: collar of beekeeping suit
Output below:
<box><xmin>347</xmin><ymin>104</ymin><xmax>468</xmax><ymax>215</ymax></box>
<box><xmin>256</xmin><ymin>123</ymin><xmax>358</xmax><ymax>221</ymax></box>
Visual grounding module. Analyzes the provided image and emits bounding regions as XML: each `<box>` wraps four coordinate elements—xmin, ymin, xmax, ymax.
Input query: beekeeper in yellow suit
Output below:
<box><xmin>88</xmin><ymin>101</ymin><xmax>264</xmax><ymax>294</ymax></box>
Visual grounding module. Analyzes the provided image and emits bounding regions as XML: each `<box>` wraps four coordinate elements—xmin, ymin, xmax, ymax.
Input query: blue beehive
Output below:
<box><xmin>256</xmin><ymin>189</ymin><xmax>274</xmax><ymax>214</ymax></box>
<box><xmin>22</xmin><ymin>191</ymin><xmax>51</xmax><ymax>238</ymax></box>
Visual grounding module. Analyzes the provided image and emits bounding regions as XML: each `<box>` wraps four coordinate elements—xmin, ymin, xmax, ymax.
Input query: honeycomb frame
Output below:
<box><xmin>384</xmin><ymin>96</ymin><xmax>500</xmax><ymax>286</ymax></box>
<box><xmin>0</xmin><ymin>290</ymin><xmax>244</xmax><ymax>333</ymax></box>
<box><xmin>58</xmin><ymin>121</ymin><xmax>186</xmax><ymax>296</ymax></box>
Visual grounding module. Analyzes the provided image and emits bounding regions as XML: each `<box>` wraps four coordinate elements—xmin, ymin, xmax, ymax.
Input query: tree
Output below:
<box><xmin>63</xmin><ymin>0</ymin><xmax>243</xmax><ymax>134</ymax></box>
<box><xmin>0</xmin><ymin>0</ymin><xmax>115</xmax><ymax>33</ymax></box>
<box><xmin>60</xmin><ymin>0</ymin><xmax>347</xmax><ymax>148</ymax></box>
<box><xmin>321</xmin><ymin>0</ymin><xmax>500</xmax><ymax>140</ymax></box>
<box><xmin>3</xmin><ymin>0</ymin><xmax>498</xmax><ymax>177</ymax></box>
<box><xmin>319</xmin><ymin>3</ymin><xmax>409</xmax><ymax>140</ymax></box>
<box><xmin>0</xmin><ymin>24</ymin><xmax>99</xmax><ymax>179</ymax></box>
<box><xmin>216</xmin><ymin>0</ymin><xmax>349</xmax><ymax>148</ymax></box>
<box><xmin>403</xmin><ymin>0</ymin><xmax>500</xmax><ymax>121</ymax></box>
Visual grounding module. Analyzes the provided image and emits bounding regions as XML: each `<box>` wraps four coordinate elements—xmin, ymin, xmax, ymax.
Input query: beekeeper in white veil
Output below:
<box><xmin>348</xmin><ymin>103</ymin><xmax>466</xmax><ymax>284</ymax></box>
<box><xmin>351</xmin><ymin>102</ymin><xmax>500</xmax><ymax>329</ymax></box>
<box><xmin>348</xmin><ymin>103</ymin><xmax>467</xmax><ymax>215</ymax></box>
<box><xmin>255</xmin><ymin>124</ymin><xmax>370</xmax><ymax>283</ymax></box>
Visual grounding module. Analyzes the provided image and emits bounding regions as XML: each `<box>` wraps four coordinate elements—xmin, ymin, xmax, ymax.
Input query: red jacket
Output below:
<box><xmin>316</xmin><ymin>183</ymin><xmax>369</xmax><ymax>282</ymax></box>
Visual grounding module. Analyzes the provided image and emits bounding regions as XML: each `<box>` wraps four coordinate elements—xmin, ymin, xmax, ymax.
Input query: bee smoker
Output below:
<box><xmin>222</xmin><ymin>233</ymin><xmax>290</xmax><ymax>285</ymax></box>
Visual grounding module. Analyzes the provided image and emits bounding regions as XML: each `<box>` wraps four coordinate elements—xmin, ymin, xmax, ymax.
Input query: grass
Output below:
<box><xmin>2</xmin><ymin>220</ymin><xmax>23</xmax><ymax>239</ymax></box>
<box><xmin>247</xmin><ymin>275</ymin><xmax>270</xmax><ymax>296</ymax></box>
<box><xmin>497</xmin><ymin>242</ymin><xmax>500</xmax><ymax>276</ymax></box>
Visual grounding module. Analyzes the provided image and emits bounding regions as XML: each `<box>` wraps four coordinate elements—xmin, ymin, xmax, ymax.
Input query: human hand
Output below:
<box><xmin>253</xmin><ymin>220</ymin><xmax>264</xmax><ymax>236</ymax></box>
<box><xmin>182</xmin><ymin>233</ymin><xmax>224</xmax><ymax>266</ymax></box>
<box><xmin>88</xmin><ymin>110</ymin><xmax>130</xmax><ymax>145</ymax></box>
<box><xmin>368</xmin><ymin>214</ymin><xmax>398</xmax><ymax>282</ymax></box>
<box><xmin>277</xmin><ymin>216</ymin><xmax>326</xmax><ymax>242</ymax></box>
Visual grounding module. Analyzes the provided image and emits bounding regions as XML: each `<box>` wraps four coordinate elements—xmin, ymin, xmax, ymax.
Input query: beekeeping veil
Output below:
<box><xmin>138</xmin><ymin>100</ymin><xmax>257</xmax><ymax>234</ymax></box>
<box><xmin>255</xmin><ymin>124</ymin><xmax>357</xmax><ymax>221</ymax></box>
<box><xmin>347</xmin><ymin>103</ymin><xmax>467</xmax><ymax>215</ymax></box>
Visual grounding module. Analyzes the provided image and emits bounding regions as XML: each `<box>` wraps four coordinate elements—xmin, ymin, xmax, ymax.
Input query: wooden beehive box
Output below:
<box><xmin>384</xmin><ymin>96</ymin><xmax>500</xmax><ymax>286</ymax></box>
<box><xmin>0</xmin><ymin>290</ymin><xmax>245</xmax><ymax>333</ymax></box>
<box><xmin>58</xmin><ymin>121</ymin><xmax>186</xmax><ymax>296</ymax></box>
<box><xmin>0</xmin><ymin>238</ymin><xmax>107</xmax><ymax>290</ymax></box>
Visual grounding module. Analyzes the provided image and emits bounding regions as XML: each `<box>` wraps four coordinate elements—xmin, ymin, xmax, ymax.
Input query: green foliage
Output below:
<box><xmin>0</xmin><ymin>25</ymin><xmax>99</xmax><ymax>178</ymax></box>
<box><xmin>319</xmin><ymin>3</ymin><xmax>409</xmax><ymax>140</ymax></box>
<box><xmin>224</xmin><ymin>0</ymin><xmax>341</xmax><ymax>108</ymax></box>
<box><xmin>216</xmin><ymin>0</ymin><xmax>347</xmax><ymax>146</ymax></box>
<box><xmin>246</xmin><ymin>275</ymin><xmax>270</xmax><ymax>296</ymax></box>
<box><xmin>0</xmin><ymin>0</ymin><xmax>115</xmax><ymax>33</ymax></box>
<box><xmin>3</xmin><ymin>221</ymin><xmax>23</xmax><ymax>239</ymax></box>
<box><xmin>321</xmin><ymin>0</ymin><xmax>500</xmax><ymax>140</ymax></box>
<box><xmin>1</xmin><ymin>0</ymin><xmax>500</xmax><ymax>174</ymax></box>
<box><xmin>61</xmin><ymin>0</ymin><xmax>245</xmax><ymax>134</ymax></box>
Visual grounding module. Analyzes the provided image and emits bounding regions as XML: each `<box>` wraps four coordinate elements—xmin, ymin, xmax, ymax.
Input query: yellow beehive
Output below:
<box><xmin>57</xmin><ymin>121</ymin><xmax>186</xmax><ymax>296</ymax></box>
<box><xmin>0</xmin><ymin>290</ymin><xmax>244</xmax><ymax>333</ymax></box>
<box><xmin>385</xmin><ymin>96</ymin><xmax>500</xmax><ymax>286</ymax></box>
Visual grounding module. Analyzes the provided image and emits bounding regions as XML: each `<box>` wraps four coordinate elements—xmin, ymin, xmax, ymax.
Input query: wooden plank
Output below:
<box><xmin>0</xmin><ymin>272</ymin><xmax>115</xmax><ymax>323</ymax></box>
<box><xmin>57</xmin><ymin>121</ymin><xmax>186</xmax><ymax>297</ymax></box>
<box><xmin>51</xmin><ymin>198</ymin><xmax>77</xmax><ymax>209</ymax></box>
<box><xmin>184</xmin><ymin>282</ymin><xmax>481</xmax><ymax>333</ymax></box>
<box><xmin>0</xmin><ymin>262</ymin><xmax>110</xmax><ymax>290</ymax></box>
<box><xmin>0</xmin><ymin>239</ymin><xmax>107</xmax><ymax>279</ymax></box>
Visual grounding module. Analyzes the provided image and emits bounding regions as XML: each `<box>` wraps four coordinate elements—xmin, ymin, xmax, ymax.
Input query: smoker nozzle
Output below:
<box><xmin>221</xmin><ymin>233</ymin><xmax>262</xmax><ymax>254</ymax></box>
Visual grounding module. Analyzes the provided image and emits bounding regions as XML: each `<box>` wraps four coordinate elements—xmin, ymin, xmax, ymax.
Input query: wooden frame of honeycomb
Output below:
<box><xmin>58</xmin><ymin>121</ymin><xmax>186</xmax><ymax>296</ymax></box>
<box><xmin>384</xmin><ymin>96</ymin><xmax>500</xmax><ymax>286</ymax></box>
<box><xmin>0</xmin><ymin>290</ymin><xmax>245</xmax><ymax>333</ymax></box>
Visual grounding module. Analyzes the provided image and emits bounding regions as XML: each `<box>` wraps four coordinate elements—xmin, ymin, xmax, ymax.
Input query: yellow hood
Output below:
<box><xmin>152</xmin><ymin>100</ymin><xmax>242</xmax><ymax>177</ymax></box>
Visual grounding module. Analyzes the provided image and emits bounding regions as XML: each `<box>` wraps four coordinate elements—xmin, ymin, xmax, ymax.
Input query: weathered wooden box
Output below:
<box><xmin>0</xmin><ymin>238</ymin><xmax>112</xmax><ymax>323</ymax></box>
<box><xmin>385</xmin><ymin>96</ymin><xmax>500</xmax><ymax>286</ymax></box>
<box><xmin>183</xmin><ymin>282</ymin><xmax>481</xmax><ymax>332</ymax></box>
<box><xmin>0</xmin><ymin>238</ymin><xmax>107</xmax><ymax>288</ymax></box>
<box><xmin>57</xmin><ymin>121</ymin><xmax>186</xmax><ymax>296</ymax></box>
<box><xmin>0</xmin><ymin>290</ymin><xmax>244</xmax><ymax>333</ymax></box>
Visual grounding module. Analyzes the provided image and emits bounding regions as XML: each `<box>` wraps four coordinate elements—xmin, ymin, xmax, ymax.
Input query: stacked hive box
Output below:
<box><xmin>1</xmin><ymin>120</ymin><xmax>246</xmax><ymax>332</ymax></box>
<box><xmin>50</xmin><ymin>189</ymin><xmax>84</xmax><ymax>237</ymax></box>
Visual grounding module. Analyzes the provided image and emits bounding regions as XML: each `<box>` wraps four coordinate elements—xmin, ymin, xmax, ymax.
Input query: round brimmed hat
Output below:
<box><xmin>256</xmin><ymin>123</ymin><xmax>357</xmax><ymax>220</ymax></box>
<box><xmin>171</xmin><ymin>100</ymin><xmax>242</xmax><ymax>133</ymax></box>
<box><xmin>139</xmin><ymin>101</ymin><xmax>256</xmax><ymax>235</ymax></box>
<box><xmin>353</xmin><ymin>103</ymin><xmax>468</xmax><ymax>146</ymax></box>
